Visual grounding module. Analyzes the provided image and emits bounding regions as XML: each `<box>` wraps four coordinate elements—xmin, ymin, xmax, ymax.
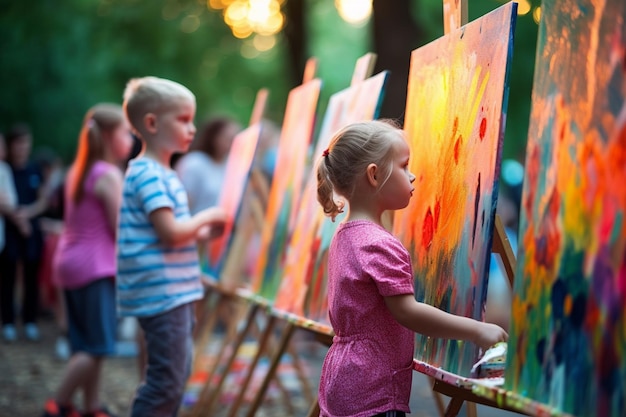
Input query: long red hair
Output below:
<box><xmin>67</xmin><ymin>103</ymin><xmax>124</xmax><ymax>204</ymax></box>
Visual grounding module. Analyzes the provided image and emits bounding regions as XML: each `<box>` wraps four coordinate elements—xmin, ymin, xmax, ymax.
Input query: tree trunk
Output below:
<box><xmin>372</xmin><ymin>0</ymin><xmax>425</xmax><ymax>123</ymax></box>
<box><xmin>282</xmin><ymin>0</ymin><xmax>306</xmax><ymax>86</ymax></box>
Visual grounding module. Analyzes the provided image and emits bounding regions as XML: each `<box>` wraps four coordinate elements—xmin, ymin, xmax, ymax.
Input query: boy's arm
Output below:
<box><xmin>149</xmin><ymin>206</ymin><xmax>226</xmax><ymax>247</ymax></box>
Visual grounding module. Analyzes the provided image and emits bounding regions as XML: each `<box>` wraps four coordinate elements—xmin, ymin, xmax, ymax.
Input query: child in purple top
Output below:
<box><xmin>316</xmin><ymin>120</ymin><xmax>508</xmax><ymax>417</ymax></box>
<box><xmin>42</xmin><ymin>103</ymin><xmax>133</xmax><ymax>417</ymax></box>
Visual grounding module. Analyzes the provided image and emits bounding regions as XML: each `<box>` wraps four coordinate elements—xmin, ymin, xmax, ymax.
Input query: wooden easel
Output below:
<box><xmin>191</xmin><ymin>88</ymin><xmax>269</xmax><ymax>360</ymax></box>
<box><xmin>186</xmin><ymin>57</ymin><xmax>322</xmax><ymax>417</ymax></box>
<box><xmin>225</xmin><ymin>52</ymin><xmax>381</xmax><ymax>417</ymax></box>
<box><xmin>185</xmin><ymin>88</ymin><xmax>271</xmax><ymax>417</ymax></box>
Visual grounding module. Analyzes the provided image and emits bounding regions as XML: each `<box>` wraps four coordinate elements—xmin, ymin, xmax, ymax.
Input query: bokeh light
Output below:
<box><xmin>516</xmin><ymin>0</ymin><xmax>531</xmax><ymax>15</ymax></box>
<box><xmin>532</xmin><ymin>6</ymin><xmax>542</xmax><ymax>23</ymax></box>
<box><xmin>208</xmin><ymin>0</ymin><xmax>285</xmax><ymax>43</ymax></box>
<box><xmin>335</xmin><ymin>0</ymin><xmax>372</xmax><ymax>25</ymax></box>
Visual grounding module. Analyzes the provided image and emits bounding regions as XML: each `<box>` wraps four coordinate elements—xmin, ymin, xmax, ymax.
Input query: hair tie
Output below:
<box><xmin>322</xmin><ymin>149</ymin><xmax>329</xmax><ymax>157</ymax></box>
<box><xmin>86</xmin><ymin>119</ymin><xmax>95</xmax><ymax>129</ymax></box>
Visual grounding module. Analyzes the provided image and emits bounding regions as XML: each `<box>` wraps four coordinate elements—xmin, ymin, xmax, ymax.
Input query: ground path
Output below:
<box><xmin>0</xmin><ymin>316</ymin><xmax>519</xmax><ymax>417</ymax></box>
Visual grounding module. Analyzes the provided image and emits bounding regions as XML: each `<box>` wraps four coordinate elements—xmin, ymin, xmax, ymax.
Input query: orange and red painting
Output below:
<box><xmin>393</xmin><ymin>2</ymin><xmax>517</xmax><ymax>375</ymax></box>
<box><xmin>505</xmin><ymin>0</ymin><xmax>626</xmax><ymax>415</ymax></box>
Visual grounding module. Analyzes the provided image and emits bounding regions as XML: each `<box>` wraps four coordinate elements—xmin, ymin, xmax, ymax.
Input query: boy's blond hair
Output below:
<box><xmin>123</xmin><ymin>76</ymin><xmax>195</xmax><ymax>136</ymax></box>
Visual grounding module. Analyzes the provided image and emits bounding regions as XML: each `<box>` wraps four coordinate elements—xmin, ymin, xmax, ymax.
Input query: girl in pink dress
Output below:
<box><xmin>42</xmin><ymin>104</ymin><xmax>133</xmax><ymax>417</ymax></box>
<box><xmin>316</xmin><ymin>120</ymin><xmax>508</xmax><ymax>417</ymax></box>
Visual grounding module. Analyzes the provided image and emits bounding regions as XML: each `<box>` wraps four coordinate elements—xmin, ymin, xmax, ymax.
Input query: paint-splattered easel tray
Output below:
<box><xmin>413</xmin><ymin>359</ymin><xmax>576</xmax><ymax>417</ymax></box>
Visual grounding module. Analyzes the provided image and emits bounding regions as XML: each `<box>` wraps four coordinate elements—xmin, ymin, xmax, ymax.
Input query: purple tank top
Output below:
<box><xmin>53</xmin><ymin>161</ymin><xmax>118</xmax><ymax>289</ymax></box>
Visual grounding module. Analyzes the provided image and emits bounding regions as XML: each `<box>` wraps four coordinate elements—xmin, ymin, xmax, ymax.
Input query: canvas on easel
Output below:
<box><xmin>393</xmin><ymin>1</ymin><xmax>517</xmax><ymax>376</ymax></box>
<box><xmin>235</xmin><ymin>53</ymin><xmax>389</xmax><ymax>417</ymax></box>
<box><xmin>249</xmin><ymin>70</ymin><xmax>322</xmax><ymax>302</ymax></box>
<box><xmin>203</xmin><ymin>122</ymin><xmax>262</xmax><ymax>279</ymax></box>
<box><xmin>505</xmin><ymin>0</ymin><xmax>626</xmax><ymax>415</ymax></box>
<box><xmin>274</xmin><ymin>62</ymin><xmax>388</xmax><ymax>319</ymax></box>
<box><xmin>185</xmin><ymin>59</ymin><xmax>322</xmax><ymax>417</ymax></box>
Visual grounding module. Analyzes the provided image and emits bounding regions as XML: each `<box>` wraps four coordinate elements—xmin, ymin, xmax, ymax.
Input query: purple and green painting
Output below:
<box><xmin>273</xmin><ymin>71</ymin><xmax>388</xmax><ymax>323</ymax></box>
<box><xmin>250</xmin><ymin>79</ymin><xmax>321</xmax><ymax>301</ymax></box>
<box><xmin>505</xmin><ymin>0</ymin><xmax>626</xmax><ymax>415</ymax></box>
<box><xmin>392</xmin><ymin>2</ymin><xmax>517</xmax><ymax>375</ymax></box>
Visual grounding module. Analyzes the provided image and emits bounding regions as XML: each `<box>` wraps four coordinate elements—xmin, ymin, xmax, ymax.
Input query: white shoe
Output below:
<box><xmin>2</xmin><ymin>325</ymin><xmax>17</xmax><ymax>342</ymax></box>
<box><xmin>55</xmin><ymin>336</ymin><xmax>70</xmax><ymax>360</ymax></box>
<box><xmin>24</xmin><ymin>323</ymin><xmax>40</xmax><ymax>341</ymax></box>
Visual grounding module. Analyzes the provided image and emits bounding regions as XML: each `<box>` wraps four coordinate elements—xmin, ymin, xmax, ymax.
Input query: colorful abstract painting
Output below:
<box><xmin>504</xmin><ymin>0</ymin><xmax>626</xmax><ymax>415</ymax></box>
<box><xmin>392</xmin><ymin>2</ymin><xmax>516</xmax><ymax>375</ymax></box>
<box><xmin>250</xmin><ymin>79</ymin><xmax>321</xmax><ymax>301</ymax></box>
<box><xmin>202</xmin><ymin>123</ymin><xmax>262</xmax><ymax>279</ymax></box>
<box><xmin>273</xmin><ymin>71</ymin><xmax>388</xmax><ymax>322</ymax></box>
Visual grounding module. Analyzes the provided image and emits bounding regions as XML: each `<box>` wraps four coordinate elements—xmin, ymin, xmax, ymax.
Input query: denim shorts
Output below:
<box><xmin>65</xmin><ymin>278</ymin><xmax>116</xmax><ymax>356</ymax></box>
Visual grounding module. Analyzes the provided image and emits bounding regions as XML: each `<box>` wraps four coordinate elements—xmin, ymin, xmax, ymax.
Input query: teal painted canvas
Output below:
<box><xmin>505</xmin><ymin>0</ymin><xmax>626</xmax><ymax>415</ymax></box>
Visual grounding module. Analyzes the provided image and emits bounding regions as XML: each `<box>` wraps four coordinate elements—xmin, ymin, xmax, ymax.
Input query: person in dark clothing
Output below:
<box><xmin>1</xmin><ymin>123</ymin><xmax>50</xmax><ymax>342</ymax></box>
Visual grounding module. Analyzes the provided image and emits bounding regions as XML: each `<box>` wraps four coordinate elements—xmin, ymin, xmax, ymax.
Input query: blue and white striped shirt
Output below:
<box><xmin>116</xmin><ymin>157</ymin><xmax>203</xmax><ymax>317</ymax></box>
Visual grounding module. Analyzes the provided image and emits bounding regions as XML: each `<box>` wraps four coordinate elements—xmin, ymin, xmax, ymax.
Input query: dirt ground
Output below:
<box><xmin>0</xmin><ymin>316</ymin><xmax>139</xmax><ymax>417</ymax></box>
<box><xmin>0</xmin><ymin>315</ymin><xmax>519</xmax><ymax>417</ymax></box>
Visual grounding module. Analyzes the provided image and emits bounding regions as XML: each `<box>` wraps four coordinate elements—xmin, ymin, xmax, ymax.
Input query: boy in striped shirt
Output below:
<box><xmin>118</xmin><ymin>76</ymin><xmax>226</xmax><ymax>417</ymax></box>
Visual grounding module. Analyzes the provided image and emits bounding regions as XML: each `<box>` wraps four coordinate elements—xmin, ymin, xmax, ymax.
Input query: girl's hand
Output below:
<box><xmin>474</xmin><ymin>322</ymin><xmax>508</xmax><ymax>351</ymax></box>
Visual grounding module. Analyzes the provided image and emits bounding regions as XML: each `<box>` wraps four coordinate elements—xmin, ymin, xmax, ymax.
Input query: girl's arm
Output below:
<box><xmin>94</xmin><ymin>168</ymin><xmax>124</xmax><ymax>236</ymax></box>
<box><xmin>384</xmin><ymin>294</ymin><xmax>508</xmax><ymax>350</ymax></box>
<box><xmin>149</xmin><ymin>206</ymin><xmax>226</xmax><ymax>247</ymax></box>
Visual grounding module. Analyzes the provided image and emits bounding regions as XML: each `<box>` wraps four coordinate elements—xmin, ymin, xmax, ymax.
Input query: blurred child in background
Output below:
<box><xmin>42</xmin><ymin>103</ymin><xmax>133</xmax><ymax>417</ymax></box>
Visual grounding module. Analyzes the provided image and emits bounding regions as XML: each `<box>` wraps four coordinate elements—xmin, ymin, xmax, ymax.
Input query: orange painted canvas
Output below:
<box><xmin>203</xmin><ymin>123</ymin><xmax>262</xmax><ymax>279</ymax></box>
<box><xmin>251</xmin><ymin>79</ymin><xmax>322</xmax><ymax>301</ymax></box>
<box><xmin>273</xmin><ymin>71</ymin><xmax>388</xmax><ymax>322</ymax></box>
<box><xmin>393</xmin><ymin>2</ymin><xmax>517</xmax><ymax>375</ymax></box>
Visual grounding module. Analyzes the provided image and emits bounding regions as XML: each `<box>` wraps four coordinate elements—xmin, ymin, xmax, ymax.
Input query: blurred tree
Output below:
<box><xmin>372</xmin><ymin>0</ymin><xmax>425</xmax><ymax>122</ymax></box>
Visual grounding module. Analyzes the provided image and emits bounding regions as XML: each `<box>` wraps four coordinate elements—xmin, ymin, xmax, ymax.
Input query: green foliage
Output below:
<box><xmin>0</xmin><ymin>0</ymin><xmax>538</xmax><ymax>164</ymax></box>
<box><xmin>0</xmin><ymin>0</ymin><xmax>292</xmax><ymax>162</ymax></box>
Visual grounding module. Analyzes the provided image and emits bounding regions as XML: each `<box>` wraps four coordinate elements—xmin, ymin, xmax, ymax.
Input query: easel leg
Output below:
<box><xmin>429</xmin><ymin>377</ymin><xmax>447</xmax><ymax>417</ymax></box>
<box><xmin>287</xmin><ymin>333</ymin><xmax>315</xmax><ymax>405</ymax></box>
<box><xmin>244</xmin><ymin>322</ymin><xmax>296</xmax><ymax>417</ymax></box>
<box><xmin>444</xmin><ymin>397</ymin><xmax>464</xmax><ymax>417</ymax></box>
<box><xmin>196</xmin><ymin>294</ymin><xmax>242</xmax><ymax>400</ymax></box>
<box><xmin>227</xmin><ymin>312</ymin><xmax>278</xmax><ymax>417</ymax></box>
<box><xmin>191</xmin><ymin>290</ymin><xmax>221</xmax><ymax>375</ymax></box>
<box><xmin>189</xmin><ymin>303</ymin><xmax>260</xmax><ymax>417</ymax></box>
<box><xmin>306</xmin><ymin>397</ymin><xmax>320</xmax><ymax>417</ymax></box>
<box><xmin>466</xmin><ymin>402</ymin><xmax>478</xmax><ymax>417</ymax></box>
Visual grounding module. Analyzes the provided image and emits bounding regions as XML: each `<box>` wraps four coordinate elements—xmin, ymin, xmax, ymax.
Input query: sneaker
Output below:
<box><xmin>2</xmin><ymin>324</ymin><xmax>17</xmax><ymax>342</ymax></box>
<box><xmin>55</xmin><ymin>336</ymin><xmax>71</xmax><ymax>361</ymax></box>
<box><xmin>24</xmin><ymin>322</ymin><xmax>40</xmax><ymax>341</ymax></box>
<box><xmin>41</xmin><ymin>399</ymin><xmax>81</xmax><ymax>417</ymax></box>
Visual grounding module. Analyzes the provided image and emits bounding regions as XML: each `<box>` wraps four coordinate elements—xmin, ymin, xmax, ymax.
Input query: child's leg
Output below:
<box><xmin>21</xmin><ymin>258</ymin><xmax>41</xmax><ymax>325</ymax></box>
<box><xmin>0</xmin><ymin>253</ymin><xmax>17</xmax><ymax>326</ymax></box>
<box><xmin>132</xmin><ymin>303</ymin><xmax>194</xmax><ymax>417</ymax></box>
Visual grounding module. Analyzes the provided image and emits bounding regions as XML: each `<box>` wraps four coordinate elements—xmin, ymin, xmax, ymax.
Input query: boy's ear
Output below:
<box><xmin>366</xmin><ymin>163</ymin><xmax>378</xmax><ymax>187</ymax></box>
<box><xmin>143</xmin><ymin>113</ymin><xmax>158</xmax><ymax>134</ymax></box>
